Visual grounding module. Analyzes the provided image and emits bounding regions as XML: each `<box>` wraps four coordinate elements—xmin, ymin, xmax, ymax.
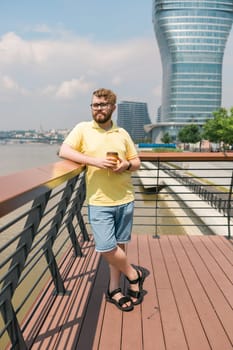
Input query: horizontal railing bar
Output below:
<box><xmin>0</xmin><ymin>208</ymin><xmax>33</xmax><ymax>234</ymax></box>
<box><xmin>137</xmin><ymin>174</ymin><xmax>232</xmax><ymax>178</ymax></box>
<box><xmin>15</xmin><ymin>265</ymin><xmax>51</xmax><ymax>315</ymax></box>
<box><xmin>0</xmin><ymin>280</ymin><xmax>13</xmax><ymax>298</ymax></box>
<box><xmin>138</xmin><ymin>151</ymin><xmax>233</xmax><ymax>161</ymax></box>
<box><xmin>132</xmin><ymin>223</ymin><xmax>226</xmax><ymax>227</ymax></box>
<box><xmin>18</xmin><ymin>251</ymin><xmax>47</xmax><ymax>285</ymax></box>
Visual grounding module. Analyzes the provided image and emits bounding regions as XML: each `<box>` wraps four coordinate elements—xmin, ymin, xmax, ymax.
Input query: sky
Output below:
<box><xmin>0</xmin><ymin>0</ymin><xmax>233</xmax><ymax>131</ymax></box>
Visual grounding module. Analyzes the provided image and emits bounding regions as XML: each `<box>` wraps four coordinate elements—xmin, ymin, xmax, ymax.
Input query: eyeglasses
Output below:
<box><xmin>90</xmin><ymin>103</ymin><xmax>112</xmax><ymax>110</ymax></box>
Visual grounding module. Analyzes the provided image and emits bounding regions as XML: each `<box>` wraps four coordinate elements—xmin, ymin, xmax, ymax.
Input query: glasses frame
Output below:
<box><xmin>90</xmin><ymin>103</ymin><xmax>113</xmax><ymax>110</ymax></box>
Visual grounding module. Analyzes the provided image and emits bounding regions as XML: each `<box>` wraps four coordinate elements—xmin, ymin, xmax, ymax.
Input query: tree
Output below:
<box><xmin>177</xmin><ymin>124</ymin><xmax>202</xmax><ymax>144</ymax></box>
<box><xmin>203</xmin><ymin>107</ymin><xmax>233</xmax><ymax>150</ymax></box>
<box><xmin>161</xmin><ymin>132</ymin><xmax>172</xmax><ymax>144</ymax></box>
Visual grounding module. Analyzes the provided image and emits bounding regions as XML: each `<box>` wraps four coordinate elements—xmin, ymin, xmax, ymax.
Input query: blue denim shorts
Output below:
<box><xmin>88</xmin><ymin>201</ymin><xmax>134</xmax><ymax>252</ymax></box>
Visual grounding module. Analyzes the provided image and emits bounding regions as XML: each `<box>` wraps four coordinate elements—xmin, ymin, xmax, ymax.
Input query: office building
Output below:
<box><xmin>117</xmin><ymin>101</ymin><xmax>151</xmax><ymax>142</ymax></box>
<box><xmin>152</xmin><ymin>0</ymin><xmax>233</xmax><ymax>140</ymax></box>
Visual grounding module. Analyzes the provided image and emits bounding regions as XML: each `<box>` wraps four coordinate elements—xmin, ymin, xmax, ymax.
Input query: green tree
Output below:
<box><xmin>203</xmin><ymin>107</ymin><xmax>233</xmax><ymax>150</ymax></box>
<box><xmin>178</xmin><ymin>124</ymin><xmax>202</xmax><ymax>144</ymax></box>
<box><xmin>161</xmin><ymin>132</ymin><xmax>172</xmax><ymax>144</ymax></box>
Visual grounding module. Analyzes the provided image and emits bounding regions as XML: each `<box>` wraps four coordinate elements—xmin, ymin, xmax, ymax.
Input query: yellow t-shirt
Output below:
<box><xmin>63</xmin><ymin>121</ymin><xmax>138</xmax><ymax>206</ymax></box>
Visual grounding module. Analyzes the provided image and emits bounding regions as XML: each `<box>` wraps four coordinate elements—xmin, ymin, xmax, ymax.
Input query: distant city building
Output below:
<box><xmin>151</xmin><ymin>0</ymin><xmax>233</xmax><ymax>141</ymax></box>
<box><xmin>156</xmin><ymin>106</ymin><xmax>161</xmax><ymax>123</ymax></box>
<box><xmin>117</xmin><ymin>101</ymin><xmax>151</xmax><ymax>142</ymax></box>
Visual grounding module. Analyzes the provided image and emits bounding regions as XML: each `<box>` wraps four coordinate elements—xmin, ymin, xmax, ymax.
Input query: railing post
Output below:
<box><xmin>64</xmin><ymin>175</ymin><xmax>89</xmax><ymax>257</ymax></box>
<box><xmin>153</xmin><ymin>159</ymin><xmax>160</xmax><ymax>239</ymax></box>
<box><xmin>43</xmin><ymin>176</ymin><xmax>81</xmax><ymax>294</ymax></box>
<box><xmin>1</xmin><ymin>300</ymin><xmax>28</xmax><ymax>350</ymax></box>
<box><xmin>75</xmin><ymin>177</ymin><xmax>89</xmax><ymax>242</ymax></box>
<box><xmin>227</xmin><ymin>169</ymin><xmax>233</xmax><ymax>239</ymax></box>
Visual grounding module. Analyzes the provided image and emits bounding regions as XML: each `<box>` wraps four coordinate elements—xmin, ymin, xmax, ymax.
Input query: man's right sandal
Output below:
<box><xmin>106</xmin><ymin>287</ymin><xmax>134</xmax><ymax>312</ymax></box>
<box><xmin>127</xmin><ymin>266</ymin><xmax>147</xmax><ymax>305</ymax></box>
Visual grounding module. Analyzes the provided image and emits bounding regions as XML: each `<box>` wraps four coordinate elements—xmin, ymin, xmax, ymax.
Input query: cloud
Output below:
<box><xmin>42</xmin><ymin>77</ymin><xmax>93</xmax><ymax>99</ymax></box>
<box><xmin>3</xmin><ymin>75</ymin><xmax>18</xmax><ymax>90</ymax></box>
<box><xmin>0</xmin><ymin>30</ymin><xmax>161</xmax><ymax>92</ymax></box>
<box><xmin>55</xmin><ymin>78</ymin><xmax>93</xmax><ymax>99</ymax></box>
<box><xmin>0</xmin><ymin>75</ymin><xmax>29</xmax><ymax>95</ymax></box>
<box><xmin>111</xmin><ymin>76</ymin><xmax>123</xmax><ymax>86</ymax></box>
<box><xmin>0</xmin><ymin>30</ymin><xmax>162</xmax><ymax>129</ymax></box>
<box><xmin>0</xmin><ymin>22</ymin><xmax>232</xmax><ymax>130</ymax></box>
<box><xmin>0</xmin><ymin>32</ymin><xmax>34</xmax><ymax>64</ymax></box>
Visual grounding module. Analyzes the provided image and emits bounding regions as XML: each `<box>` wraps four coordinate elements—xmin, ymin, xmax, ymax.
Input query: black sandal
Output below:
<box><xmin>127</xmin><ymin>266</ymin><xmax>147</xmax><ymax>305</ymax></box>
<box><xmin>106</xmin><ymin>287</ymin><xmax>134</xmax><ymax>312</ymax></box>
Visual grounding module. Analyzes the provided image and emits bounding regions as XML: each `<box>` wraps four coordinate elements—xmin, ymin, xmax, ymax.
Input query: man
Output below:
<box><xmin>59</xmin><ymin>88</ymin><xmax>146</xmax><ymax>311</ymax></box>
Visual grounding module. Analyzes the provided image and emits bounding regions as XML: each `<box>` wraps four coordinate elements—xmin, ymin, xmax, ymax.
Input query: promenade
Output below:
<box><xmin>24</xmin><ymin>234</ymin><xmax>233</xmax><ymax>350</ymax></box>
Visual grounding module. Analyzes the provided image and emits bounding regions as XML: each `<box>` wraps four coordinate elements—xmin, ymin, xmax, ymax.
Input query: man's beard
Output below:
<box><xmin>93</xmin><ymin>111</ymin><xmax>112</xmax><ymax>124</ymax></box>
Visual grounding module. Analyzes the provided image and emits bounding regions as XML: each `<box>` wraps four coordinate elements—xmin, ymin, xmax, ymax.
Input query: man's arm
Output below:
<box><xmin>126</xmin><ymin>157</ymin><xmax>141</xmax><ymax>172</ymax></box>
<box><xmin>59</xmin><ymin>143</ymin><xmax>93</xmax><ymax>165</ymax></box>
<box><xmin>59</xmin><ymin>143</ymin><xmax>120</xmax><ymax>170</ymax></box>
<box><xmin>112</xmin><ymin>156</ymin><xmax>141</xmax><ymax>173</ymax></box>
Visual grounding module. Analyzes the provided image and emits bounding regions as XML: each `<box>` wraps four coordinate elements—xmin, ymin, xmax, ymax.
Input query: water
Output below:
<box><xmin>0</xmin><ymin>143</ymin><xmax>60</xmax><ymax>176</ymax></box>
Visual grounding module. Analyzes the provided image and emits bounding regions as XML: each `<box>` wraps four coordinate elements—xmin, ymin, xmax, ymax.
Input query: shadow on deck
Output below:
<box><xmin>23</xmin><ymin>234</ymin><xmax>233</xmax><ymax>350</ymax></box>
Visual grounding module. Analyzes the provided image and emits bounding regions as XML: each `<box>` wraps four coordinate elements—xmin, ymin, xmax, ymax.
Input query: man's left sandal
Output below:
<box><xmin>106</xmin><ymin>287</ymin><xmax>134</xmax><ymax>312</ymax></box>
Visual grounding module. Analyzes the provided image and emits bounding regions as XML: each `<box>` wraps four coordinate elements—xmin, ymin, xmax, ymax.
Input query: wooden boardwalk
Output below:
<box><xmin>24</xmin><ymin>234</ymin><xmax>233</xmax><ymax>350</ymax></box>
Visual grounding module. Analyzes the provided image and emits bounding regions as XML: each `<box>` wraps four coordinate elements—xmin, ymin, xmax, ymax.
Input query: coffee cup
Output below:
<box><xmin>106</xmin><ymin>152</ymin><xmax>119</xmax><ymax>161</ymax></box>
<box><xmin>106</xmin><ymin>152</ymin><xmax>119</xmax><ymax>169</ymax></box>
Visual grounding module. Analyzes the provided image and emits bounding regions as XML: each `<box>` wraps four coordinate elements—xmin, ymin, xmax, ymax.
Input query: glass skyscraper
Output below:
<box><xmin>117</xmin><ymin>101</ymin><xmax>151</xmax><ymax>142</ymax></box>
<box><xmin>152</xmin><ymin>0</ymin><xmax>233</xmax><ymax>136</ymax></box>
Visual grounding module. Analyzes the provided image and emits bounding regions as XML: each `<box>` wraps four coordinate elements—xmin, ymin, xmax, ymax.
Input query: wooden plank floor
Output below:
<box><xmin>24</xmin><ymin>234</ymin><xmax>233</xmax><ymax>350</ymax></box>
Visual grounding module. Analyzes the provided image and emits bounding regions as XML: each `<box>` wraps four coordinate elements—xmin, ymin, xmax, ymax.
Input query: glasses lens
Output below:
<box><xmin>90</xmin><ymin>103</ymin><xmax>110</xmax><ymax>110</ymax></box>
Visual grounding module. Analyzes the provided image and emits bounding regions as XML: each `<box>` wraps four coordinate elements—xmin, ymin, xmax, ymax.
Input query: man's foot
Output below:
<box><xmin>106</xmin><ymin>288</ymin><xmax>134</xmax><ymax>312</ymax></box>
<box><xmin>126</xmin><ymin>266</ymin><xmax>147</xmax><ymax>305</ymax></box>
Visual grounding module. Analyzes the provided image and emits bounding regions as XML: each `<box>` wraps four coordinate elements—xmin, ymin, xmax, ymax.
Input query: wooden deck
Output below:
<box><xmin>24</xmin><ymin>234</ymin><xmax>233</xmax><ymax>350</ymax></box>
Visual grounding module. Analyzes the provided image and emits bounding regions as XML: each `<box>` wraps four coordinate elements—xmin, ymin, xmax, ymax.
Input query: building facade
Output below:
<box><xmin>152</xmin><ymin>0</ymin><xmax>233</xmax><ymax>140</ymax></box>
<box><xmin>117</xmin><ymin>101</ymin><xmax>151</xmax><ymax>143</ymax></box>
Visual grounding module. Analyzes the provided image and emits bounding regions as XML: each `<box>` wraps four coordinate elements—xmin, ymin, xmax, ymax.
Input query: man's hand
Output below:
<box><xmin>92</xmin><ymin>157</ymin><xmax>119</xmax><ymax>170</ymax></box>
<box><xmin>112</xmin><ymin>157</ymin><xmax>130</xmax><ymax>173</ymax></box>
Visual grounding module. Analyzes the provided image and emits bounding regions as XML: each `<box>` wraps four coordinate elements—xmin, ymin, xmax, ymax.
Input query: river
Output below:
<box><xmin>0</xmin><ymin>143</ymin><xmax>60</xmax><ymax>176</ymax></box>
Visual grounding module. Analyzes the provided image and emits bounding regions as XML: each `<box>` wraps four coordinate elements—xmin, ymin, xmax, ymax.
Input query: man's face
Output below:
<box><xmin>91</xmin><ymin>95</ymin><xmax>115</xmax><ymax>125</ymax></box>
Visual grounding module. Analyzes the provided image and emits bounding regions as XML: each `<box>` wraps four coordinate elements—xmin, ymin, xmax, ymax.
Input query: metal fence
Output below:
<box><xmin>0</xmin><ymin>163</ymin><xmax>89</xmax><ymax>349</ymax></box>
<box><xmin>133</xmin><ymin>158</ymin><xmax>233</xmax><ymax>238</ymax></box>
<box><xmin>0</xmin><ymin>153</ymin><xmax>233</xmax><ymax>349</ymax></box>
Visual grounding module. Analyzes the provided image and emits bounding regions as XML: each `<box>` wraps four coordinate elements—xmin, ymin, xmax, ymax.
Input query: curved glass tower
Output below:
<box><xmin>152</xmin><ymin>0</ymin><xmax>233</xmax><ymax>131</ymax></box>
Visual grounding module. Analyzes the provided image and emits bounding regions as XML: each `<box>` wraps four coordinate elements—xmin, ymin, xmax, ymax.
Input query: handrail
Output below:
<box><xmin>138</xmin><ymin>151</ymin><xmax>233</xmax><ymax>162</ymax></box>
<box><xmin>0</xmin><ymin>151</ymin><xmax>233</xmax><ymax>349</ymax></box>
<box><xmin>2</xmin><ymin>152</ymin><xmax>233</xmax><ymax>218</ymax></box>
<box><xmin>0</xmin><ymin>160</ymin><xmax>84</xmax><ymax>217</ymax></box>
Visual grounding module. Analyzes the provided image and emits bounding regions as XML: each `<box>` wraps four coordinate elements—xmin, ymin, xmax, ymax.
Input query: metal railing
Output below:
<box><xmin>0</xmin><ymin>152</ymin><xmax>233</xmax><ymax>349</ymax></box>
<box><xmin>133</xmin><ymin>155</ymin><xmax>233</xmax><ymax>238</ymax></box>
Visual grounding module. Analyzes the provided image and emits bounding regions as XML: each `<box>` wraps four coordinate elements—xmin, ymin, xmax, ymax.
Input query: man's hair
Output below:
<box><xmin>92</xmin><ymin>88</ymin><xmax>117</xmax><ymax>105</ymax></box>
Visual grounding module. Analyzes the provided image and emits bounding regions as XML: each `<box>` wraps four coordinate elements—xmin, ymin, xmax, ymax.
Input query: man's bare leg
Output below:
<box><xmin>102</xmin><ymin>244</ymin><xmax>141</xmax><ymax>305</ymax></box>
